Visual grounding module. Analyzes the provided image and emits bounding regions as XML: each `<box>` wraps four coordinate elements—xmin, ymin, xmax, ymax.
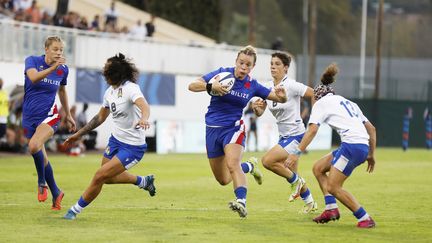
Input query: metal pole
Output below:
<box><xmin>302</xmin><ymin>0</ymin><xmax>309</xmax><ymax>83</ymax></box>
<box><xmin>374</xmin><ymin>0</ymin><xmax>384</xmax><ymax>99</ymax></box>
<box><xmin>308</xmin><ymin>0</ymin><xmax>317</xmax><ymax>88</ymax></box>
<box><xmin>359</xmin><ymin>0</ymin><xmax>368</xmax><ymax>98</ymax></box>
<box><xmin>248</xmin><ymin>0</ymin><xmax>256</xmax><ymax>46</ymax></box>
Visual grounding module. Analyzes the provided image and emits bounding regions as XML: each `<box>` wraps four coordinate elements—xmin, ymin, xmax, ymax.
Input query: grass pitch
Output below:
<box><xmin>0</xmin><ymin>148</ymin><xmax>431</xmax><ymax>242</ymax></box>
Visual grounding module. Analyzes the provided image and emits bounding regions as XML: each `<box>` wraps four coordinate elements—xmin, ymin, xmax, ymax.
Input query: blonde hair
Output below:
<box><xmin>237</xmin><ymin>45</ymin><xmax>257</xmax><ymax>64</ymax></box>
<box><xmin>44</xmin><ymin>36</ymin><xmax>65</xmax><ymax>48</ymax></box>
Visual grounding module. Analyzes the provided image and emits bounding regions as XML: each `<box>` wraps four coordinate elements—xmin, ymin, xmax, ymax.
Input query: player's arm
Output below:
<box><xmin>26</xmin><ymin>57</ymin><xmax>66</xmax><ymax>83</ymax></box>
<box><xmin>285</xmin><ymin>123</ymin><xmax>319</xmax><ymax>168</ymax></box>
<box><xmin>63</xmin><ymin>107</ymin><xmax>110</xmax><ymax>146</ymax></box>
<box><xmin>304</xmin><ymin>87</ymin><xmax>316</xmax><ymax>106</ymax></box>
<box><xmin>188</xmin><ymin>77</ymin><xmax>228</xmax><ymax>95</ymax></box>
<box><xmin>266</xmin><ymin>86</ymin><xmax>287</xmax><ymax>103</ymax></box>
<box><xmin>364</xmin><ymin>121</ymin><xmax>376</xmax><ymax>173</ymax></box>
<box><xmin>252</xmin><ymin>98</ymin><xmax>267</xmax><ymax>117</ymax></box>
<box><xmin>58</xmin><ymin>85</ymin><xmax>76</xmax><ymax>132</ymax></box>
<box><xmin>134</xmin><ymin>97</ymin><xmax>151</xmax><ymax>130</ymax></box>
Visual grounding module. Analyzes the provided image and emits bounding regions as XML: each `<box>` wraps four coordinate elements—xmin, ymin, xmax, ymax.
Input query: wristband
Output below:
<box><xmin>292</xmin><ymin>146</ymin><xmax>302</xmax><ymax>156</ymax></box>
<box><xmin>206</xmin><ymin>83</ymin><xmax>213</xmax><ymax>95</ymax></box>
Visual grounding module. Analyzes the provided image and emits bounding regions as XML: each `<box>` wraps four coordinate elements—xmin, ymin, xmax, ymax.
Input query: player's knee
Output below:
<box><xmin>216</xmin><ymin>177</ymin><xmax>231</xmax><ymax>186</ymax></box>
<box><xmin>312</xmin><ymin>163</ymin><xmax>323</xmax><ymax>177</ymax></box>
<box><xmin>28</xmin><ymin>140</ymin><xmax>41</xmax><ymax>154</ymax></box>
<box><xmin>326</xmin><ymin>181</ymin><xmax>340</xmax><ymax>195</ymax></box>
<box><xmin>261</xmin><ymin>155</ymin><xmax>272</xmax><ymax>170</ymax></box>
<box><xmin>94</xmin><ymin>170</ymin><xmax>110</xmax><ymax>184</ymax></box>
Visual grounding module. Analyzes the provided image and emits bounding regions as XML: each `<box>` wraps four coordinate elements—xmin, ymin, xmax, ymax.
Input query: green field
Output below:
<box><xmin>1</xmin><ymin>148</ymin><xmax>432</xmax><ymax>242</ymax></box>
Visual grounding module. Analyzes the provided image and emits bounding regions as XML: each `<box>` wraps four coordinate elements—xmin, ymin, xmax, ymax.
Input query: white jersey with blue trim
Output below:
<box><xmin>309</xmin><ymin>94</ymin><xmax>369</xmax><ymax>144</ymax></box>
<box><xmin>266</xmin><ymin>76</ymin><xmax>307</xmax><ymax>137</ymax></box>
<box><xmin>103</xmin><ymin>81</ymin><xmax>146</xmax><ymax>146</ymax></box>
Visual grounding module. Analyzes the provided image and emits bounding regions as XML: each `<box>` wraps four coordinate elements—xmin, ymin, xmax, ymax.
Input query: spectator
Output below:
<box><xmin>105</xmin><ymin>1</ymin><xmax>118</xmax><ymax>26</ymax></box>
<box><xmin>145</xmin><ymin>14</ymin><xmax>155</xmax><ymax>37</ymax></box>
<box><xmin>90</xmin><ymin>14</ymin><xmax>100</xmax><ymax>31</ymax></box>
<box><xmin>0</xmin><ymin>78</ymin><xmax>8</xmax><ymax>140</ymax></box>
<box><xmin>14</xmin><ymin>0</ymin><xmax>32</xmax><ymax>11</ymax></box>
<box><xmin>129</xmin><ymin>19</ymin><xmax>146</xmax><ymax>40</ymax></box>
<box><xmin>77</xmin><ymin>103</ymin><xmax>88</xmax><ymax>129</ymax></box>
<box><xmin>271</xmin><ymin>37</ymin><xmax>283</xmax><ymax>51</ymax></box>
<box><xmin>24</xmin><ymin>0</ymin><xmax>40</xmax><ymax>23</ymax></box>
<box><xmin>40</xmin><ymin>10</ymin><xmax>52</xmax><ymax>25</ymax></box>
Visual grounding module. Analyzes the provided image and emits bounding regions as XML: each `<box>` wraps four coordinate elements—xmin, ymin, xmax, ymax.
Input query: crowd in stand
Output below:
<box><xmin>0</xmin><ymin>0</ymin><xmax>155</xmax><ymax>38</ymax></box>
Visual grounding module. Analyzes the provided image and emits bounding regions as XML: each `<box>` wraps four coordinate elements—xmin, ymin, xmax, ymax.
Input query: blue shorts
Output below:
<box><xmin>22</xmin><ymin>105</ymin><xmax>60</xmax><ymax>139</ymax></box>
<box><xmin>331</xmin><ymin>142</ymin><xmax>369</xmax><ymax>176</ymax></box>
<box><xmin>206</xmin><ymin>120</ymin><xmax>246</xmax><ymax>158</ymax></box>
<box><xmin>278</xmin><ymin>133</ymin><xmax>304</xmax><ymax>154</ymax></box>
<box><xmin>103</xmin><ymin>135</ymin><xmax>147</xmax><ymax>170</ymax></box>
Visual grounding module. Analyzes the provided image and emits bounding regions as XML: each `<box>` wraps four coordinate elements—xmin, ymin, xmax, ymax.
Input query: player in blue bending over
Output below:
<box><xmin>63</xmin><ymin>53</ymin><xmax>155</xmax><ymax>220</ymax></box>
<box><xmin>23</xmin><ymin>36</ymin><xmax>76</xmax><ymax>210</ymax></box>
<box><xmin>188</xmin><ymin>45</ymin><xmax>287</xmax><ymax>218</ymax></box>
<box><xmin>286</xmin><ymin>63</ymin><xmax>377</xmax><ymax>228</ymax></box>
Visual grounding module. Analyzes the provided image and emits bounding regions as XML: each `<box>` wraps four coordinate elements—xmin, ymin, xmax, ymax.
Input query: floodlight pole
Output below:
<box><xmin>374</xmin><ymin>0</ymin><xmax>384</xmax><ymax>99</ymax></box>
<box><xmin>248</xmin><ymin>0</ymin><xmax>256</xmax><ymax>46</ymax></box>
<box><xmin>308</xmin><ymin>0</ymin><xmax>317</xmax><ymax>88</ymax></box>
<box><xmin>359</xmin><ymin>0</ymin><xmax>368</xmax><ymax>98</ymax></box>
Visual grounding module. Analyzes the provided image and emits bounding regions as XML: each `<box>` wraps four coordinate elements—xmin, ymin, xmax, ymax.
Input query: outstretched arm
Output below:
<box><xmin>63</xmin><ymin>107</ymin><xmax>110</xmax><ymax>146</ymax></box>
<box><xmin>266</xmin><ymin>86</ymin><xmax>287</xmax><ymax>103</ymax></box>
<box><xmin>285</xmin><ymin>123</ymin><xmax>319</xmax><ymax>168</ymax></box>
<box><xmin>364</xmin><ymin>121</ymin><xmax>376</xmax><ymax>173</ymax></box>
<box><xmin>252</xmin><ymin>98</ymin><xmax>267</xmax><ymax>117</ymax></box>
<box><xmin>134</xmin><ymin>97</ymin><xmax>151</xmax><ymax>130</ymax></box>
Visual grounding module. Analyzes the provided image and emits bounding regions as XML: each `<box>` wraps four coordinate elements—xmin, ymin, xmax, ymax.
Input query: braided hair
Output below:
<box><xmin>314</xmin><ymin>63</ymin><xmax>338</xmax><ymax>101</ymax></box>
<box><xmin>103</xmin><ymin>53</ymin><xmax>139</xmax><ymax>86</ymax></box>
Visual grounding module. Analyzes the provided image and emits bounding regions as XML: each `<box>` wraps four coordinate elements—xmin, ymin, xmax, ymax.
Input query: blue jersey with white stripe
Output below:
<box><xmin>23</xmin><ymin>55</ymin><xmax>68</xmax><ymax>120</ymax></box>
<box><xmin>202</xmin><ymin>67</ymin><xmax>271</xmax><ymax>126</ymax></box>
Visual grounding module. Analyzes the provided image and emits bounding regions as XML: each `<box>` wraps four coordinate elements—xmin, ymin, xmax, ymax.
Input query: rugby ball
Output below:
<box><xmin>208</xmin><ymin>72</ymin><xmax>235</xmax><ymax>96</ymax></box>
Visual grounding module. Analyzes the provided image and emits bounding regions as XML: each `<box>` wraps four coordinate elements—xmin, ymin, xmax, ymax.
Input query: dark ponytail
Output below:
<box><xmin>103</xmin><ymin>53</ymin><xmax>139</xmax><ymax>86</ymax></box>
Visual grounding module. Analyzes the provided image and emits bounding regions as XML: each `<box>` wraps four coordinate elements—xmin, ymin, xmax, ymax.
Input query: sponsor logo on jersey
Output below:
<box><xmin>118</xmin><ymin>88</ymin><xmax>123</xmax><ymax>98</ymax></box>
<box><xmin>41</xmin><ymin>78</ymin><xmax>61</xmax><ymax>86</ymax></box>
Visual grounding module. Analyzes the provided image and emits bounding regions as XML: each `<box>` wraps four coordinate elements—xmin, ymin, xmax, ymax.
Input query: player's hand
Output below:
<box><xmin>274</xmin><ymin>86</ymin><xmax>287</xmax><ymax>101</ymax></box>
<box><xmin>53</xmin><ymin>57</ymin><xmax>66</xmax><ymax>69</ymax></box>
<box><xmin>366</xmin><ymin>156</ymin><xmax>375</xmax><ymax>173</ymax></box>
<box><xmin>285</xmin><ymin>154</ymin><xmax>299</xmax><ymax>168</ymax></box>
<box><xmin>63</xmin><ymin>133</ymin><xmax>80</xmax><ymax>147</ymax></box>
<box><xmin>211</xmin><ymin>76</ymin><xmax>229</xmax><ymax>96</ymax></box>
<box><xmin>135</xmin><ymin>119</ymin><xmax>150</xmax><ymax>130</ymax></box>
<box><xmin>252</xmin><ymin>99</ymin><xmax>266</xmax><ymax>109</ymax></box>
<box><xmin>65</xmin><ymin>115</ymin><xmax>76</xmax><ymax>132</ymax></box>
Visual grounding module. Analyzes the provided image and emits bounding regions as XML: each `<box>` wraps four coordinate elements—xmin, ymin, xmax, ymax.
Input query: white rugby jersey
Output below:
<box><xmin>266</xmin><ymin>76</ymin><xmax>308</xmax><ymax>137</ymax></box>
<box><xmin>309</xmin><ymin>94</ymin><xmax>369</xmax><ymax>144</ymax></box>
<box><xmin>103</xmin><ymin>81</ymin><xmax>146</xmax><ymax>145</ymax></box>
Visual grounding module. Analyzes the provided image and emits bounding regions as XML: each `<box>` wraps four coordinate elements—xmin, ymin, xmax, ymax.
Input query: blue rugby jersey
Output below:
<box><xmin>202</xmin><ymin>67</ymin><xmax>271</xmax><ymax>126</ymax></box>
<box><xmin>23</xmin><ymin>55</ymin><xmax>69</xmax><ymax>120</ymax></box>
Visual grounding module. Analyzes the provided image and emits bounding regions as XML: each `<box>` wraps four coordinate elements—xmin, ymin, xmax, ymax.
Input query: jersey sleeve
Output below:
<box><xmin>291</xmin><ymin>81</ymin><xmax>308</xmax><ymax>97</ymax></box>
<box><xmin>201</xmin><ymin>67</ymin><xmax>227</xmax><ymax>83</ymax></box>
<box><xmin>254</xmin><ymin>80</ymin><xmax>272</xmax><ymax>99</ymax></box>
<box><xmin>128</xmin><ymin>83</ymin><xmax>145</xmax><ymax>102</ymax></box>
<box><xmin>353</xmin><ymin>102</ymin><xmax>369</xmax><ymax>123</ymax></box>
<box><xmin>308</xmin><ymin>101</ymin><xmax>327</xmax><ymax>125</ymax></box>
<box><xmin>102</xmin><ymin>89</ymin><xmax>110</xmax><ymax>108</ymax></box>
<box><xmin>24</xmin><ymin>56</ymin><xmax>37</xmax><ymax>74</ymax></box>
<box><xmin>60</xmin><ymin>66</ymin><xmax>69</xmax><ymax>85</ymax></box>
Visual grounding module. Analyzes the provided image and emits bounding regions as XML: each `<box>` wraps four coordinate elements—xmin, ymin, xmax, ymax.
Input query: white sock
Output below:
<box><xmin>358</xmin><ymin>213</ymin><xmax>370</xmax><ymax>222</ymax></box>
<box><xmin>303</xmin><ymin>194</ymin><xmax>314</xmax><ymax>205</ymax></box>
<box><xmin>71</xmin><ymin>203</ymin><xmax>84</xmax><ymax>214</ymax></box>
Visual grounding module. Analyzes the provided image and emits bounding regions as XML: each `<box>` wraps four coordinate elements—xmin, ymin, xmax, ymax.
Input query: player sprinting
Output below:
<box><xmin>286</xmin><ymin>63</ymin><xmax>377</xmax><ymax>228</ymax></box>
<box><xmin>252</xmin><ymin>51</ymin><xmax>317</xmax><ymax>213</ymax></box>
<box><xmin>22</xmin><ymin>36</ymin><xmax>76</xmax><ymax>210</ymax></box>
<box><xmin>63</xmin><ymin>53</ymin><xmax>155</xmax><ymax>220</ymax></box>
<box><xmin>188</xmin><ymin>45</ymin><xmax>287</xmax><ymax>218</ymax></box>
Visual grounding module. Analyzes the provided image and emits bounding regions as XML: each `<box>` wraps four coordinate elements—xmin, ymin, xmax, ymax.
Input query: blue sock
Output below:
<box><xmin>31</xmin><ymin>150</ymin><xmax>45</xmax><ymax>186</ymax></box>
<box><xmin>300</xmin><ymin>188</ymin><xmax>311</xmax><ymax>200</ymax></box>
<box><xmin>287</xmin><ymin>172</ymin><xmax>298</xmax><ymax>184</ymax></box>
<box><xmin>241</xmin><ymin>162</ymin><xmax>253</xmax><ymax>173</ymax></box>
<box><xmin>234</xmin><ymin>186</ymin><xmax>247</xmax><ymax>206</ymax></box>
<box><xmin>135</xmin><ymin>176</ymin><xmax>142</xmax><ymax>186</ymax></box>
<box><xmin>45</xmin><ymin>162</ymin><xmax>60</xmax><ymax>198</ymax></box>
<box><xmin>71</xmin><ymin>196</ymin><xmax>89</xmax><ymax>214</ymax></box>
<box><xmin>353</xmin><ymin>207</ymin><xmax>367</xmax><ymax>219</ymax></box>
<box><xmin>78</xmin><ymin>196</ymin><xmax>89</xmax><ymax>208</ymax></box>
<box><xmin>324</xmin><ymin>194</ymin><xmax>338</xmax><ymax>210</ymax></box>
